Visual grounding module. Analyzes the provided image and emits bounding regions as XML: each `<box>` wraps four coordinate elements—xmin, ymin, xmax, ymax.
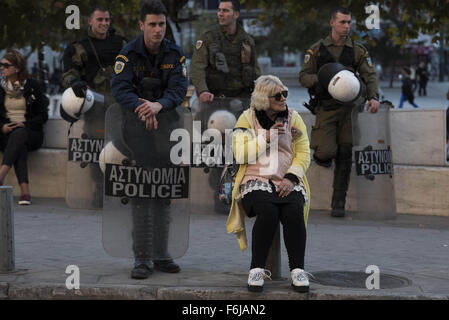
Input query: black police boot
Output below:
<box><xmin>154</xmin><ymin>259</ymin><xmax>181</xmax><ymax>273</ymax></box>
<box><xmin>313</xmin><ymin>154</ymin><xmax>332</xmax><ymax>168</ymax></box>
<box><xmin>131</xmin><ymin>263</ymin><xmax>154</xmax><ymax>279</ymax></box>
<box><xmin>331</xmin><ymin>198</ymin><xmax>346</xmax><ymax>218</ymax></box>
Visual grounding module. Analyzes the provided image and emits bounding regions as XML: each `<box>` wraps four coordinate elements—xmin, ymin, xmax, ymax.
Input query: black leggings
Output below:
<box><xmin>243</xmin><ymin>190</ymin><xmax>306</xmax><ymax>271</ymax></box>
<box><xmin>0</xmin><ymin>127</ymin><xmax>43</xmax><ymax>184</ymax></box>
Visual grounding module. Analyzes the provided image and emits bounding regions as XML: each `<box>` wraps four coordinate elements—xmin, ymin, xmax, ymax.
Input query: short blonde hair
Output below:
<box><xmin>250</xmin><ymin>75</ymin><xmax>288</xmax><ymax>111</ymax></box>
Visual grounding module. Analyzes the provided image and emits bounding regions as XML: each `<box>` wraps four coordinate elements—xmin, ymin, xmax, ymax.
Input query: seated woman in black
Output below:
<box><xmin>0</xmin><ymin>50</ymin><xmax>49</xmax><ymax>204</ymax></box>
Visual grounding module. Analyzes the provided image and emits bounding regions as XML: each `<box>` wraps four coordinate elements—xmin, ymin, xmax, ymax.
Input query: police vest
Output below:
<box><xmin>206</xmin><ymin>26</ymin><xmax>257</xmax><ymax>96</ymax></box>
<box><xmin>76</xmin><ymin>34</ymin><xmax>125</xmax><ymax>92</ymax></box>
<box><xmin>127</xmin><ymin>47</ymin><xmax>182</xmax><ymax>101</ymax></box>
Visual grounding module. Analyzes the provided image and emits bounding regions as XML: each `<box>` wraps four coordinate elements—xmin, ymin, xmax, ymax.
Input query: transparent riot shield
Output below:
<box><xmin>191</xmin><ymin>97</ymin><xmax>250</xmax><ymax>214</ymax></box>
<box><xmin>65</xmin><ymin>92</ymin><xmax>105</xmax><ymax>209</ymax></box>
<box><xmin>351</xmin><ymin>103</ymin><xmax>396</xmax><ymax>219</ymax></box>
<box><xmin>102</xmin><ymin>103</ymin><xmax>191</xmax><ymax>260</ymax></box>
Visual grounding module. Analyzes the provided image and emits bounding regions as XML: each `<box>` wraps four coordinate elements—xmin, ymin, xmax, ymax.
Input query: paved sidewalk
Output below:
<box><xmin>1</xmin><ymin>198</ymin><xmax>448</xmax><ymax>300</ymax></box>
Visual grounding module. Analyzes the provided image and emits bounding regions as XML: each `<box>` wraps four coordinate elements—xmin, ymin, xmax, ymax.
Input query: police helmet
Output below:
<box><xmin>207</xmin><ymin>110</ymin><xmax>237</xmax><ymax>135</ymax></box>
<box><xmin>60</xmin><ymin>88</ymin><xmax>97</xmax><ymax>123</ymax></box>
<box><xmin>99</xmin><ymin>141</ymin><xmax>128</xmax><ymax>173</ymax></box>
<box><xmin>318</xmin><ymin>63</ymin><xmax>365</xmax><ymax>103</ymax></box>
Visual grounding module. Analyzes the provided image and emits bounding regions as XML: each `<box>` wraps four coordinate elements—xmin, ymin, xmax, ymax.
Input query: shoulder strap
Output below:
<box><xmin>87</xmin><ymin>37</ymin><xmax>105</xmax><ymax>71</ymax></box>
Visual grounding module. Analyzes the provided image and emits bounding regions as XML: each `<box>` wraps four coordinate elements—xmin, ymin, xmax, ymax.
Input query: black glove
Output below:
<box><xmin>71</xmin><ymin>79</ymin><xmax>87</xmax><ymax>98</ymax></box>
<box><xmin>312</xmin><ymin>82</ymin><xmax>326</xmax><ymax>96</ymax></box>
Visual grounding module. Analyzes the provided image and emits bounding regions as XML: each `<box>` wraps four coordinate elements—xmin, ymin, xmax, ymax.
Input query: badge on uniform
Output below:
<box><xmin>367</xmin><ymin>56</ymin><xmax>373</xmax><ymax>67</ymax></box>
<box><xmin>114</xmin><ymin>61</ymin><xmax>125</xmax><ymax>75</ymax></box>
<box><xmin>182</xmin><ymin>64</ymin><xmax>187</xmax><ymax>78</ymax></box>
<box><xmin>304</xmin><ymin>54</ymin><xmax>310</xmax><ymax>64</ymax></box>
<box><xmin>196</xmin><ymin>40</ymin><xmax>203</xmax><ymax>50</ymax></box>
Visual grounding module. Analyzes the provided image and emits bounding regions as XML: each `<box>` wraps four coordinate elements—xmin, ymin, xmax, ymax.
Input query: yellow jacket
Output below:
<box><xmin>226</xmin><ymin>108</ymin><xmax>311</xmax><ymax>251</ymax></box>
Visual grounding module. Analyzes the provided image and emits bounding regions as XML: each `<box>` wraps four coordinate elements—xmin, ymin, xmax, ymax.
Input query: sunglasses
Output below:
<box><xmin>0</xmin><ymin>63</ymin><xmax>13</xmax><ymax>69</ymax></box>
<box><xmin>269</xmin><ymin>90</ymin><xmax>288</xmax><ymax>101</ymax></box>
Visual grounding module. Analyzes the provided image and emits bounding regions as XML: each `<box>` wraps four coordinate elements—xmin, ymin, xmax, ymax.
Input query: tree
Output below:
<box><xmin>251</xmin><ymin>8</ymin><xmax>330</xmax><ymax>58</ymax></box>
<box><xmin>0</xmin><ymin>0</ymin><xmax>191</xmax><ymax>52</ymax></box>
<box><xmin>244</xmin><ymin>0</ymin><xmax>449</xmax><ymax>45</ymax></box>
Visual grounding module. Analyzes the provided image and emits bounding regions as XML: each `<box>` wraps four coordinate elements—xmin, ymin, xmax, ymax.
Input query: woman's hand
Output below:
<box><xmin>10</xmin><ymin>122</ymin><xmax>25</xmax><ymax>128</ymax></box>
<box><xmin>1</xmin><ymin>123</ymin><xmax>17</xmax><ymax>134</ymax></box>
<box><xmin>265</xmin><ymin>122</ymin><xmax>286</xmax><ymax>143</ymax></box>
<box><xmin>278</xmin><ymin>178</ymin><xmax>295</xmax><ymax>198</ymax></box>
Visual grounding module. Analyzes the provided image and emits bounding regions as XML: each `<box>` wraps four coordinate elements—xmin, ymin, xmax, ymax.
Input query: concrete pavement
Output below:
<box><xmin>1</xmin><ymin>198</ymin><xmax>448</xmax><ymax>300</ymax></box>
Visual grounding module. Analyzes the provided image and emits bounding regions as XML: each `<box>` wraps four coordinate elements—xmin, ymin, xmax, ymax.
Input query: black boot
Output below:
<box><xmin>331</xmin><ymin>198</ymin><xmax>346</xmax><ymax>218</ymax></box>
<box><xmin>131</xmin><ymin>263</ymin><xmax>154</xmax><ymax>279</ymax></box>
<box><xmin>154</xmin><ymin>259</ymin><xmax>181</xmax><ymax>273</ymax></box>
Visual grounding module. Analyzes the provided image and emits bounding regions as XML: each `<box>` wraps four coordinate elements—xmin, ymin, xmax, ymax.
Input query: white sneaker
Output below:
<box><xmin>247</xmin><ymin>268</ymin><xmax>271</xmax><ymax>292</ymax></box>
<box><xmin>291</xmin><ymin>268</ymin><xmax>311</xmax><ymax>292</ymax></box>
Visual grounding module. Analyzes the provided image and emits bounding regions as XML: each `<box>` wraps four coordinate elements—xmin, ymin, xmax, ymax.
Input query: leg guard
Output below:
<box><xmin>152</xmin><ymin>199</ymin><xmax>171</xmax><ymax>260</ymax></box>
<box><xmin>131</xmin><ymin>199</ymin><xmax>153</xmax><ymax>264</ymax></box>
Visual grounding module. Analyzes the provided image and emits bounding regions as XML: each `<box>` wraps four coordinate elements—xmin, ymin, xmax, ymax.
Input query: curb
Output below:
<box><xmin>1</xmin><ymin>282</ymin><xmax>447</xmax><ymax>300</ymax></box>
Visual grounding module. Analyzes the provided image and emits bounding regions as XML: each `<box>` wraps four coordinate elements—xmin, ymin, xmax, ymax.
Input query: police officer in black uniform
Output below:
<box><xmin>111</xmin><ymin>0</ymin><xmax>188</xmax><ymax>280</ymax></box>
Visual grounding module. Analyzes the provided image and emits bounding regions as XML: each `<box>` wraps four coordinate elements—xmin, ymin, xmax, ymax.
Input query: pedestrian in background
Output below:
<box><xmin>417</xmin><ymin>61</ymin><xmax>428</xmax><ymax>96</ymax></box>
<box><xmin>410</xmin><ymin>64</ymin><xmax>417</xmax><ymax>92</ymax></box>
<box><xmin>398</xmin><ymin>67</ymin><xmax>419</xmax><ymax>109</ymax></box>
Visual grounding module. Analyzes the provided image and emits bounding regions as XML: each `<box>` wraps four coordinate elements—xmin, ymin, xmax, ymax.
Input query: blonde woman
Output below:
<box><xmin>227</xmin><ymin>75</ymin><xmax>311</xmax><ymax>293</ymax></box>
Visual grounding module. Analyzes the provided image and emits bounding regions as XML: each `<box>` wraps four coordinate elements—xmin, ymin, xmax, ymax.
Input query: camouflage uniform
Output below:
<box><xmin>190</xmin><ymin>23</ymin><xmax>260</xmax><ymax>99</ymax></box>
<box><xmin>62</xmin><ymin>27</ymin><xmax>127</xmax><ymax>97</ymax></box>
<box><xmin>299</xmin><ymin>34</ymin><xmax>379</xmax><ymax>211</ymax></box>
<box><xmin>61</xmin><ymin>27</ymin><xmax>126</xmax><ymax>209</ymax></box>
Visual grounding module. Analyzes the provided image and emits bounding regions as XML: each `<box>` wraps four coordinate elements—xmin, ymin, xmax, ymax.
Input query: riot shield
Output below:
<box><xmin>351</xmin><ymin>103</ymin><xmax>396</xmax><ymax>219</ymax></box>
<box><xmin>102</xmin><ymin>102</ymin><xmax>191</xmax><ymax>260</ymax></box>
<box><xmin>191</xmin><ymin>97</ymin><xmax>250</xmax><ymax>214</ymax></box>
<box><xmin>65</xmin><ymin>91</ymin><xmax>105</xmax><ymax>209</ymax></box>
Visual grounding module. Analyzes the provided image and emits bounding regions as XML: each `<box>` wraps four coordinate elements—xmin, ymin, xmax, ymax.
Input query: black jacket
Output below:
<box><xmin>402</xmin><ymin>77</ymin><xmax>415</xmax><ymax>102</ymax></box>
<box><xmin>0</xmin><ymin>78</ymin><xmax>49</xmax><ymax>132</ymax></box>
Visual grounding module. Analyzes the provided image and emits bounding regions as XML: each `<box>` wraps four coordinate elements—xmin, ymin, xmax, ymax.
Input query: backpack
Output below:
<box><xmin>218</xmin><ymin>162</ymin><xmax>239</xmax><ymax>205</ymax></box>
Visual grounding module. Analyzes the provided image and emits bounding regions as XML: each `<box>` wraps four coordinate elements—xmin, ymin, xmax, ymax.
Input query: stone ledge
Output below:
<box><xmin>192</xmin><ymin>164</ymin><xmax>449</xmax><ymax>217</ymax></box>
<box><xmin>2</xmin><ymin>148</ymin><xmax>449</xmax><ymax>217</ymax></box>
<box><xmin>1</xmin><ymin>149</ymin><xmax>66</xmax><ymax>198</ymax></box>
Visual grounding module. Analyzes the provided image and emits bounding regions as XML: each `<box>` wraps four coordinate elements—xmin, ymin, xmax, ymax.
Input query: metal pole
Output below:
<box><xmin>0</xmin><ymin>186</ymin><xmax>15</xmax><ymax>272</ymax></box>
<box><xmin>265</xmin><ymin>224</ymin><xmax>282</xmax><ymax>280</ymax></box>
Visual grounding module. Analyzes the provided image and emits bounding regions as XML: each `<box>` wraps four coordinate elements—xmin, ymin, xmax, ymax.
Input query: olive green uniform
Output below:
<box><xmin>190</xmin><ymin>24</ymin><xmax>261</xmax><ymax>99</ymax></box>
<box><xmin>299</xmin><ymin>34</ymin><xmax>379</xmax><ymax>208</ymax></box>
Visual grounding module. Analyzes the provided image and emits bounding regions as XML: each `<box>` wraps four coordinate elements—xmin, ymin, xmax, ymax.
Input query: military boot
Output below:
<box><xmin>331</xmin><ymin>194</ymin><xmax>346</xmax><ymax>218</ymax></box>
<box><xmin>154</xmin><ymin>259</ymin><xmax>181</xmax><ymax>273</ymax></box>
<box><xmin>131</xmin><ymin>263</ymin><xmax>154</xmax><ymax>279</ymax></box>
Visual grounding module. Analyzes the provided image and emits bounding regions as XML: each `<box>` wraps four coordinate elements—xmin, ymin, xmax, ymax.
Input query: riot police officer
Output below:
<box><xmin>190</xmin><ymin>0</ymin><xmax>260</xmax><ymax>102</ymax></box>
<box><xmin>62</xmin><ymin>5</ymin><xmax>127</xmax><ymax>99</ymax></box>
<box><xmin>60</xmin><ymin>5</ymin><xmax>127</xmax><ymax>209</ymax></box>
<box><xmin>111</xmin><ymin>0</ymin><xmax>188</xmax><ymax>279</ymax></box>
<box><xmin>299</xmin><ymin>6</ymin><xmax>380</xmax><ymax>218</ymax></box>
